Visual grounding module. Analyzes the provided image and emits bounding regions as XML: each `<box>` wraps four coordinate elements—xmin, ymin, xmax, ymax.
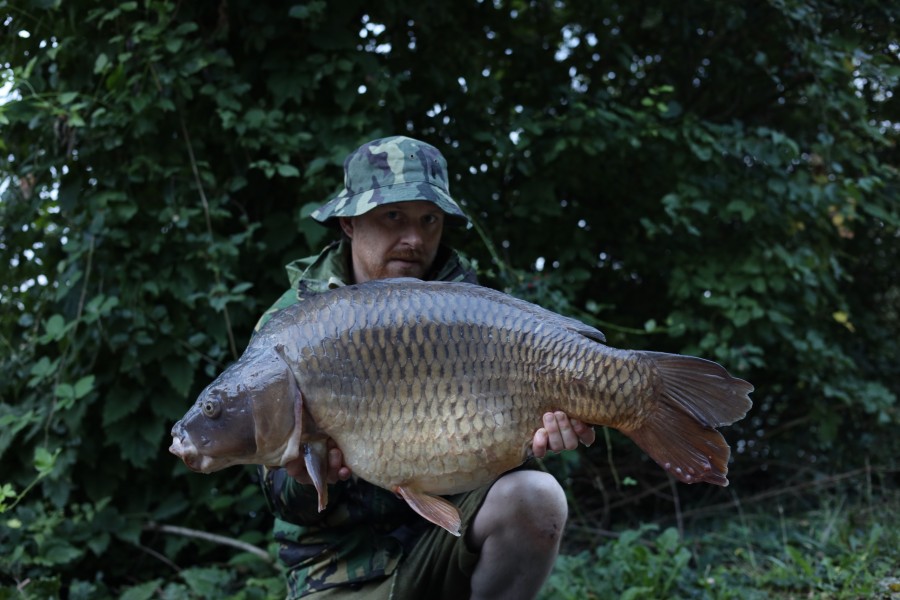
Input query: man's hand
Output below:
<box><xmin>531</xmin><ymin>411</ymin><xmax>595</xmax><ymax>459</ymax></box>
<box><xmin>284</xmin><ymin>438</ymin><xmax>352</xmax><ymax>485</ymax></box>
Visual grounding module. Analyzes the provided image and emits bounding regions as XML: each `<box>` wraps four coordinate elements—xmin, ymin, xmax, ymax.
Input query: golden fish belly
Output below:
<box><xmin>323</xmin><ymin>383</ymin><xmax>543</xmax><ymax>495</ymax></box>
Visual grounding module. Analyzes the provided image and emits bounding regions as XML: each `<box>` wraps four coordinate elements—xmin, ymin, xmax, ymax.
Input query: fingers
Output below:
<box><xmin>532</xmin><ymin>427</ymin><xmax>549</xmax><ymax>459</ymax></box>
<box><xmin>326</xmin><ymin>443</ymin><xmax>352</xmax><ymax>483</ymax></box>
<box><xmin>544</xmin><ymin>411</ymin><xmax>580</xmax><ymax>452</ymax></box>
<box><xmin>571</xmin><ymin>418</ymin><xmax>596</xmax><ymax>447</ymax></box>
<box><xmin>327</xmin><ymin>446</ymin><xmax>344</xmax><ymax>484</ymax></box>
<box><xmin>284</xmin><ymin>457</ymin><xmax>312</xmax><ymax>484</ymax></box>
<box><xmin>286</xmin><ymin>439</ymin><xmax>352</xmax><ymax>485</ymax></box>
<box><xmin>533</xmin><ymin>412</ymin><xmax>595</xmax><ymax>457</ymax></box>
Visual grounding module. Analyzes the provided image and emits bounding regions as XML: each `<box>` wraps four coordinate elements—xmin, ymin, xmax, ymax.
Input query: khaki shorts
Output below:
<box><xmin>302</xmin><ymin>484</ymin><xmax>492</xmax><ymax>599</ymax></box>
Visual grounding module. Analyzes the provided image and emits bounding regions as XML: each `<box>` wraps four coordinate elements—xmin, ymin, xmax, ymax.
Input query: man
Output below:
<box><xmin>257</xmin><ymin>136</ymin><xmax>594</xmax><ymax>599</ymax></box>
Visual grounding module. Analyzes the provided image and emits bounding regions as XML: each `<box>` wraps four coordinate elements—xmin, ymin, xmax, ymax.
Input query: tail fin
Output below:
<box><xmin>625</xmin><ymin>352</ymin><xmax>753</xmax><ymax>486</ymax></box>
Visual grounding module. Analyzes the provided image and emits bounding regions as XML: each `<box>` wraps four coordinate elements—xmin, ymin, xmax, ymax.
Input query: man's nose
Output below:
<box><xmin>399</xmin><ymin>225</ymin><xmax>425</xmax><ymax>247</ymax></box>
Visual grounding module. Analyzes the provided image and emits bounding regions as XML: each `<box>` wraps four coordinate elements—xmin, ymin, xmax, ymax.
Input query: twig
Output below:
<box><xmin>176</xmin><ymin>337</ymin><xmax>226</xmax><ymax>371</ymax></box>
<box><xmin>132</xmin><ymin>540</ymin><xmax>181</xmax><ymax>573</ymax></box>
<box><xmin>466</xmin><ymin>210</ymin><xmax>516</xmax><ymax>283</ymax></box>
<box><xmin>179</xmin><ymin>114</ymin><xmax>239</xmax><ymax>360</ymax></box>
<box><xmin>602</xmin><ymin>428</ymin><xmax>621</xmax><ymax>490</ymax></box>
<box><xmin>668</xmin><ymin>473</ymin><xmax>684</xmax><ymax>539</ymax></box>
<box><xmin>729</xmin><ymin>487</ymin><xmax>758</xmax><ymax>569</ymax></box>
<box><xmin>173</xmin><ymin>85</ymin><xmax>239</xmax><ymax>360</ymax></box>
<box><xmin>145</xmin><ymin>522</ymin><xmax>274</xmax><ymax>564</ymax></box>
<box><xmin>676</xmin><ymin>465</ymin><xmax>890</xmax><ymax>521</ymax></box>
<box><xmin>45</xmin><ymin>235</ymin><xmax>95</xmax><ymax>445</ymax></box>
<box><xmin>581</xmin><ymin>459</ymin><xmax>611</xmax><ymax>530</ymax></box>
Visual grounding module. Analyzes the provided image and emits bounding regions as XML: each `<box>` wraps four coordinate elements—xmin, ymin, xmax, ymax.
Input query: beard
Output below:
<box><xmin>374</xmin><ymin>248</ymin><xmax>435</xmax><ymax>280</ymax></box>
<box><xmin>378</xmin><ymin>258</ymin><xmax>427</xmax><ymax>279</ymax></box>
<box><xmin>351</xmin><ymin>239</ymin><xmax>441</xmax><ymax>283</ymax></box>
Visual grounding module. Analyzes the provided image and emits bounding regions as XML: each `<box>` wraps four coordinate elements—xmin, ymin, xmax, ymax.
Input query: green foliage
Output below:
<box><xmin>541</xmin><ymin>487</ymin><xmax>900</xmax><ymax>599</ymax></box>
<box><xmin>1</xmin><ymin>0</ymin><xmax>898</xmax><ymax>596</ymax></box>
<box><xmin>541</xmin><ymin>525</ymin><xmax>696</xmax><ymax>599</ymax></box>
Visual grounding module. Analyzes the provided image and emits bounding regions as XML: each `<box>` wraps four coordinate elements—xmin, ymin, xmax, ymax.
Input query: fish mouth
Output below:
<box><xmin>169</xmin><ymin>435</ymin><xmax>203</xmax><ymax>472</ymax></box>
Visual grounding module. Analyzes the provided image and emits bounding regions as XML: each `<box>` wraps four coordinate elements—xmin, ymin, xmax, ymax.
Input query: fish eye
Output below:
<box><xmin>202</xmin><ymin>398</ymin><xmax>221</xmax><ymax>419</ymax></box>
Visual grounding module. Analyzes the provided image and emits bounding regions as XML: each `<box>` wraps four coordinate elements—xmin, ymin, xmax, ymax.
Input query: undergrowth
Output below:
<box><xmin>540</xmin><ymin>486</ymin><xmax>900</xmax><ymax>599</ymax></box>
<box><xmin>5</xmin><ymin>478</ymin><xmax>897</xmax><ymax>598</ymax></box>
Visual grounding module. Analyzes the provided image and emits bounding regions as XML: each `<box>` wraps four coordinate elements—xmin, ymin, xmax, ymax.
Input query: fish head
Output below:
<box><xmin>169</xmin><ymin>345</ymin><xmax>302</xmax><ymax>473</ymax></box>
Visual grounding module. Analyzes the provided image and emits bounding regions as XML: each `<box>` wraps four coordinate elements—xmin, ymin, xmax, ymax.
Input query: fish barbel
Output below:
<box><xmin>170</xmin><ymin>279</ymin><xmax>753</xmax><ymax>535</ymax></box>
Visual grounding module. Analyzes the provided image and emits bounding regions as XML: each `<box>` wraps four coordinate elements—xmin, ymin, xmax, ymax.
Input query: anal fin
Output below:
<box><xmin>395</xmin><ymin>485</ymin><xmax>462</xmax><ymax>537</ymax></box>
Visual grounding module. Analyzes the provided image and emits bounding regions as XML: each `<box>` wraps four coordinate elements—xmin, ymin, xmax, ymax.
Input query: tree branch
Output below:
<box><xmin>145</xmin><ymin>522</ymin><xmax>274</xmax><ymax>564</ymax></box>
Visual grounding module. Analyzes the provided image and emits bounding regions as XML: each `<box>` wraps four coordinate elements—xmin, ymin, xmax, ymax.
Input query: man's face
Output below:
<box><xmin>339</xmin><ymin>201</ymin><xmax>445</xmax><ymax>283</ymax></box>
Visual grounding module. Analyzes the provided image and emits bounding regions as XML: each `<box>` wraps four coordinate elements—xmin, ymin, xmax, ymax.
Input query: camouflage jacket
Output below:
<box><xmin>256</xmin><ymin>239</ymin><xmax>477</xmax><ymax>597</ymax></box>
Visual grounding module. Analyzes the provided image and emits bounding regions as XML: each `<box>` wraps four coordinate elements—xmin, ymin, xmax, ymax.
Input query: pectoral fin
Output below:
<box><xmin>303</xmin><ymin>440</ymin><xmax>329</xmax><ymax>512</ymax></box>
<box><xmin>297</xmin><ymin>400</ymin><xmax>330</xmax><ymax>512</ymax></box>
<box><xmin>395</xmin><ymin>485</ymin><xmax>462</xmax><ymax>537</ymax></box>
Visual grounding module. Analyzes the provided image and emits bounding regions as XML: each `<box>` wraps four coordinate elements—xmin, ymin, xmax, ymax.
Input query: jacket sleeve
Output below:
<box><xmin>258</xmin><ymin>465</ymin><xmax>348</xmax><ymax>525</ymax></box>
<box><xmin>254</xmin><ymin>288</ymin><xmax>300</xmax><ymax>332</ymax></box>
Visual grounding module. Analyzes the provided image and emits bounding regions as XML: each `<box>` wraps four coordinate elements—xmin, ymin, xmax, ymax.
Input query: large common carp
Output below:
<box><xmin>170</xmin><ymin>279</ymin><xmax>753</xmax><ymax>535</ymax></box>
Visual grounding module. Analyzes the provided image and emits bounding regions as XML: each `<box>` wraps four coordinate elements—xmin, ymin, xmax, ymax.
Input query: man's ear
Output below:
<box><xmin>338</xmin><ymin>217</ymin><xmax>354</xmax><ymax>239</ymax></box>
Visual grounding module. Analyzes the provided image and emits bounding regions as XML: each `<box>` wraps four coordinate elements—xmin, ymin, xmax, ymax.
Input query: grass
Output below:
<box><xmin>539</xmin><ymin>479</ymin><xmax>900</xmax><ymax>599</ymax></box>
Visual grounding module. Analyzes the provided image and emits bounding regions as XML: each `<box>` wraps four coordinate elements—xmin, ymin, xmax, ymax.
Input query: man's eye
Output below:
<box><xmin>423</xmin><ymin>214</ymin><xmax>440</xmax><ymax>225</ymax></box>
<box><xmin>385</xmin><ymin>211</ymin><xmax>401</xmax><ymax>220</ymax></box>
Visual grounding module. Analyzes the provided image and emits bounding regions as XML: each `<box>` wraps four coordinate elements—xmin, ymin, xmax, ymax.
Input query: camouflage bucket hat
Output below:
<box><xmin>311</xmin><ymin>136</ymin><xmax>469</xmax><ymax>227</ymax></box>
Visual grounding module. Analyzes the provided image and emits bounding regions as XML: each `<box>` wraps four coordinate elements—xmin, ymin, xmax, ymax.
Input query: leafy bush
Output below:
<box><xmin>2</xmin><ymin>0</ymin><xmax>898</xmax><ymax>595</ymax></box>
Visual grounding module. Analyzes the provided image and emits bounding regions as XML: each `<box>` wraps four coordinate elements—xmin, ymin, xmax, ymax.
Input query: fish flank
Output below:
<box><xmin>172</xmin><ymin>279</ymin><xmax>753</xmax><ymax>522</ymax></box>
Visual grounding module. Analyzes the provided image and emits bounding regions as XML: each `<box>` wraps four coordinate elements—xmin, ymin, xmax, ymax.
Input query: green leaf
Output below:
<box><xmin>34</xmin><ymin>447</ymin><xmax>60</xmax><ymax>476</ymax></box>
<box><xmin>42</xmin><ymin>540</ymin><xmax>83</xmax><ymax>565</ymax></box>
<box><xmin>28</xmin><ymin>356</ymin><xmax>57</xmax><ymax>386</ymax></box>
<box><xmin>162</xmin><ymin>359</ymin><xmax>195</xmax><ymax>398</ymax></box>
<box><xmin>93</xmin><ymin>53</ymin><xmax>109</xmax><ymax>74</ymax></box>
<box><xmin>277</xmin><ymin>163</ymin><xmax>300</xmax><ymax>177</ymax></box>
<box><xmin>0</xmin><ymin>484</ymin><xmax>16</xmax><ymax>500</ymax></box>
<box><xmin>43</xmin><ymin>314</ymin><xmax>68</xmax><ymax>342</ymax></box>
<box><xmin>785</xmin><ymin>545</ymin><xmax>815</xmax><ymax>577</ymax></box>
<box><xmin>165</xmin><ymin>37</ymin><xmax>183</xmax><ymax>53</ymax></box>
<box><xmin>181</xmin><ymin>567</ymin><xmax>234</xmax><ymax>597</ymax></box>
<box><xmin>73</xmin><ymin>375</ymin><xmax>95</xmax><ymax>399</ymax></box>
<box><xmin>102</xmin><ymin>395</ymin><xmax>140</xmax><ymax>427</ymax></box>
<box><xmin>118</xmin><ymin>580</ymin><xmax>163</xmax><ymax>600</ymax></box>
<box><xmin>55</xmin><ymin>383</ymin><xmax>76</xmax><ymax>405</ymax></box>
<box><xmin>621</xmin><ymin>587</ymin><xmax>654</xmax><ymax>600</ymax></box>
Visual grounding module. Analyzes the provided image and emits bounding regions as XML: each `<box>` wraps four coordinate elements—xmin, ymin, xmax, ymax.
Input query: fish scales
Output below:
<box><xmin>171</xmin><ymin>279</ymin><xmax>753</xmax><ymax>535</ymax></box>
<box><xmin>285</xmin><ymin>284</ymin><xmax>634</xmax><ymax>493</ymax></box>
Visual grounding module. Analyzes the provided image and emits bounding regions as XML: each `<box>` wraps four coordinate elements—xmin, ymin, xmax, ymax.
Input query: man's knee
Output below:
<box><xmin>496</xmin><ymin>470</ymin><xmax>567</xmax><ymax>516</ymax></box>
<box><xmin>476</xmin><ymin>471</ymin><xmax>567</xmax><ymax>544</ymax></box>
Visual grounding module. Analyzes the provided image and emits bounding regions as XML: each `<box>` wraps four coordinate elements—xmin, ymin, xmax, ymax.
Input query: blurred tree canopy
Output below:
<box><xmin>1</xmin><ymin>0</ymin><xmax>898</xmax><ymax>596</ymax></box>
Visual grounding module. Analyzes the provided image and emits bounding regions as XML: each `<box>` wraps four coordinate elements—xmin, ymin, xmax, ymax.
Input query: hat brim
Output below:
<box><xmin>311</xmin><ymin>180</ymin><xmax>469</xmax><ymax>228</ymax></box>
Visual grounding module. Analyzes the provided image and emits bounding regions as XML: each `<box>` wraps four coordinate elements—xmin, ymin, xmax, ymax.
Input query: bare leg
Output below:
<box><xmin>467</xmin><ymin>470</ymin><xmax>567</xmax><ymax>600</ymax></box>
